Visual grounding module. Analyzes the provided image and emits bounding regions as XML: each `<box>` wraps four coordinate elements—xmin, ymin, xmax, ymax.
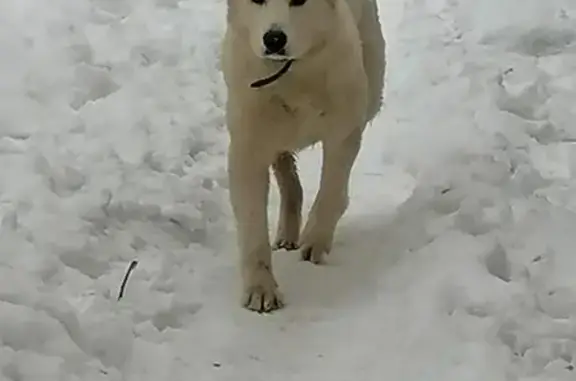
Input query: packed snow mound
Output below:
<box><xmin>0</xmin><ymin>0</ymin><xmax>229</xmax><ymax>379</ymax></box>
<box><xmin>381</xmin><ymin>0</ymin><xmax>576</xmax><ymax>378</ymax></box>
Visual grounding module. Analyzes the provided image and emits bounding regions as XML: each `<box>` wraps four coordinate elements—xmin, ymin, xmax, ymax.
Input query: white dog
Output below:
<box><xmin>221</xmin><ymin>0</ymin><xmax>386</xmax><ymax>313</ymax></box>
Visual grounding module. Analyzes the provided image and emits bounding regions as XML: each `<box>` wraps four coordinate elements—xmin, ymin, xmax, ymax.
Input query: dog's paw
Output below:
<box><xmin>242</xmin><ymin>266</ymin><xmax>284</xmax><ymax>313</ymax></box>
<box><xmin>300</xmin><ymin>243</ymin><xmax>330</xmax><ymax>264</ymax></box>
<box><xmin>242</xmin><ymin>285</ymin><xmax>284</xmax><ymax>313</ymax></box>
<box><xmin>273</xmin><ymin>221</ymin><xmax>300</xmax><ymax>252</ymax></box>
<box><xmin>273</xmin><ymin>238</ymin><xmax>299</xmax><ymax>251</ymax></box>
<box><xmin>298</xmin><ymin>235</ymin><xmax>332</xmax><ymax>265</ymax></box>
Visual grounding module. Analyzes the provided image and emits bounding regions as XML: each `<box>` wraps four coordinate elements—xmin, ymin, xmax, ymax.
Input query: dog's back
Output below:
<box><xmin>349</xmin><ymin>0</ymin><xmax>386</xmax><ymax>122</ymax></box>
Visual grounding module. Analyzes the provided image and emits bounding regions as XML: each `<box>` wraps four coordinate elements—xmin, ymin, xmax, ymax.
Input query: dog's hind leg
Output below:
<box><xmin>299</xmin><ymin>129</ymin><xmax>362</xmax><ymax>264</ymax></box>
<box><xmin>272</xmin><ymin>151</ymin><xmax>303</xmax><ymax>251</ymax></box>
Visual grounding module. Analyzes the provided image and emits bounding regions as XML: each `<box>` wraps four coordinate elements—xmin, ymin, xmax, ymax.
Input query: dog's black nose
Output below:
<box><xmin>263</xmin><ymin>29</ymin><xmax>287</xmax><ymax>55</ymax></box>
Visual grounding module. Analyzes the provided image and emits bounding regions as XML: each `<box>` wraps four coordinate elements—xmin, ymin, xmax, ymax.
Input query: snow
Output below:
<box><xmin>1</xmin><ymin>0</ymin><xmax>575</xmax><ymax>379</ymax></box>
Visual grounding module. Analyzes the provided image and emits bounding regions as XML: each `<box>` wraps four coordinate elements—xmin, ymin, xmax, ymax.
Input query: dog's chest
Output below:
<box><xmin>269</xmin><ymin>92</ymin><xmax>327</xmax><ymax>121</ymax></box>
<box><xmin>264</xmin><ymin>88</ymin><xmax>335</xmax><ymax>146</ymax></box>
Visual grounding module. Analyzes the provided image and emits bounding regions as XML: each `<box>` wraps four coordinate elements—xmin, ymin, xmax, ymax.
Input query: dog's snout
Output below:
<box><xmin>263</xmin><ymin>29</ymin><xmax>287</xmax><ymax>55</ymax></box>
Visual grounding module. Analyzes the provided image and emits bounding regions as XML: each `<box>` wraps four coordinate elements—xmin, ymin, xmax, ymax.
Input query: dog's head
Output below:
<box><xmin>227</xmin><ymin>0</ymin><xmax>337</xmax><ymax>61</ymax></box>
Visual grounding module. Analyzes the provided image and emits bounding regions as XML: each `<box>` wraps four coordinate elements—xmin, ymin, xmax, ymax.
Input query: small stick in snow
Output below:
<box><xmin>118</xmin><ymin>260</ymin><xmax>138</xmax><ymax>301</ymax></box>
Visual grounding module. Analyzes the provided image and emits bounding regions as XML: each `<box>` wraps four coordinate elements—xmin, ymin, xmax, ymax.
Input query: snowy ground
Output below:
<box><xmin>1</xmin><ymin>0</ymin><xmax>576</xmax><ymax>380</ymax></box>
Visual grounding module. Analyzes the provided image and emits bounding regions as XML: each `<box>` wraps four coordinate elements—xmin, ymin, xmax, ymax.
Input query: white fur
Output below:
<box><xmin>222</xmin><ymin>0</ymin><xmax>386</xmax><ymax>313</ymax></box>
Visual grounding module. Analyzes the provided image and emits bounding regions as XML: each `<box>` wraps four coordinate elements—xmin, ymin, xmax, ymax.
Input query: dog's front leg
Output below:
<box><xmin>228</xmin><ymin>143</ymin><xmax>284</xmax><ymax>313</ymax></box>
<box><xmin>299</xmin><ymin>129</ymin><xmax>363</xmax><ymax>264</ymax></box>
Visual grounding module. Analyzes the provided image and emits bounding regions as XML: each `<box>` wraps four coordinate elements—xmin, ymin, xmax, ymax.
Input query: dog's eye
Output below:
<box><xmin>252</xmin><ymin>0</ymin><xmax>266</xmax><ymax>5</ymax></box>
<box><xmin>290</xmin><ymin>0</ymin><xmax>307</xmax><ymax>6</ymax></box>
